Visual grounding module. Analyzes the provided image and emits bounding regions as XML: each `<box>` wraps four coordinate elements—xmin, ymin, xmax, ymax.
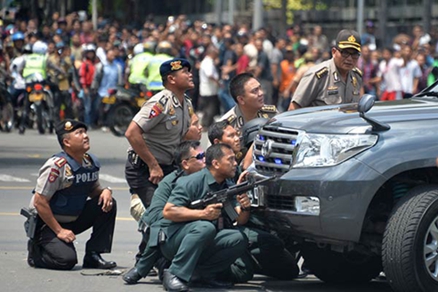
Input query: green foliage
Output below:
<box><xmin>263</xmin><ymin>0</ymin><xmax>328</xmax><ymax>23</ymax></box>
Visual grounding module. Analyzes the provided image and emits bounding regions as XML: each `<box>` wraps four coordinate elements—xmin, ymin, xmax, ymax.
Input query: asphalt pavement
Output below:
<box><xmin>0</xmin><ymin>128</ymin><xmax>393</xmax><ymax>292</ymax></box>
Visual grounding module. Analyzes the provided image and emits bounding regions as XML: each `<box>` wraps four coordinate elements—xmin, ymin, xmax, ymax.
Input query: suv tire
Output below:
<box><xmin>383</xmin><ymin>185</ymin><xmax>438</xmax><ymax>292</ymax></box>
<box><xmin>301</xmin><ymin>244</ymin><xmax>381</xmax><ymax>284</ymax></box>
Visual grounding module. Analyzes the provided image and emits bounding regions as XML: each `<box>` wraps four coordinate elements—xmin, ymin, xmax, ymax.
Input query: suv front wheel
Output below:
<box><xmin>383</xmin><ymin>185</ymin><xmax>438</xmax><ymax>292</ymax></box>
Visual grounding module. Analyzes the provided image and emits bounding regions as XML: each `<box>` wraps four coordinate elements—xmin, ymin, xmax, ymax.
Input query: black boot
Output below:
<box><xmin>123</xmin><ymin>267</ymin><xmax>142</xmax><ymax>284</ymax></box>
<box><xmin>83</xmin><ymin>251</ymin><xmax>117</xmax><ymax>269</ymax></box>
<box><xmin>162</xmin><ymin>269</ymin><xmax>189</xmax><ymax>292</ymax></box>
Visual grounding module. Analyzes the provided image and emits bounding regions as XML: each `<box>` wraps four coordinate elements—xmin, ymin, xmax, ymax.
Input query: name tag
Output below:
<box><xmin>166</xmin><ymin>115</ymin><xmax>177</xmax><ymax>121</ymax></box>
<box><xmin>328</xmin><ymin>90</ymin><xmax>339</xmax><ymax>95</ymax></box>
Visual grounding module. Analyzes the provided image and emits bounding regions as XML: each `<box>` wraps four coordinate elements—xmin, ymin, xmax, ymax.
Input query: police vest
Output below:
<box><xmin>49</xmin><ymin>152</ymin><xmax>100</xmax><ymax>216</ymax></box>
<box><xmin>23</xmin><ymin>54</ymin><xmax>47</xmax><ymax>79</ymax></box>
<box><xmin>147</xmin><ymin>54</ymin><xmax>172</xmax><ymax>90</ymax></box>
<box><xmin>128</xmin><ymin>52</ymin><xmax>153</xmax><ymax>85</ymax></box>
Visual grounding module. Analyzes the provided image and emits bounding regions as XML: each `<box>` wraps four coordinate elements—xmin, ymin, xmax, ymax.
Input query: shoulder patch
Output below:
<box><xmin>352</xmin><ymin>67</ymin><xmax>363</xmax><ymax>77</ymax></box>
<box><xmin>260</xmin><ymin>105</ymin><xmax>277</xmax><ymax>113</ymax></box>
<box><xmin>149</xmin><ymin>101</ymin><xmax>165</xmax><ymax>119</ymax></box>
<box><xmin>315</xmin><ymin>67</ymin><xmax>329</xmax><ymax>79</ymax></box>
<box><xmin>54</xmin><ymin>157</ymin><xmax>67</xmax><ymax>168</ymax></box>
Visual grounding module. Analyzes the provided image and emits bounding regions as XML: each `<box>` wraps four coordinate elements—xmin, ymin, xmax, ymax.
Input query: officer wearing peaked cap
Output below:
<box><xmin>124</xmin><ymin>58</ymin><xmax>195</xmax><ymax>262</ymax></box>
<box><xmin>288</xmin><ymin>29</ymin><xmax>363</xmax><ymax>110</ymax></box>
<box><xmin>23</xmin><ymin>119</ymin><xmax>117</xmax><ymax>270</ymax></box>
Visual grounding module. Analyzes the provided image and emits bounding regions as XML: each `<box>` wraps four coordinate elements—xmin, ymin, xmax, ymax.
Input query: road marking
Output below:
<box><xmin>0</xmin><ymin>212</ymin><xmax>134</xmax><ymax>221</ymax></box>
<box><xmin>0</xmin><ymin>174</ymin><xmax>30</xmax><ymax>182</ymax></box>
<box><xmin>99</xmin><ymin>174</ymin><xmax>126</xmax><ymax>184</ymax></box>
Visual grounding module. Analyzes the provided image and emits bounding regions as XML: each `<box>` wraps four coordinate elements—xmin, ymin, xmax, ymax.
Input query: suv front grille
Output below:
<box><xmin>253</xmin><ymin>125</ymin><xmax>300</xmax><ymax>175</ymax></box>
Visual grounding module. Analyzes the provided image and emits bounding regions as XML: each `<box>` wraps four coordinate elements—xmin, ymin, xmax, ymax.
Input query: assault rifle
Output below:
<box><xmin>190</xmin><ymin>175</ymin><xmax>276</xmax><ymax>224</ymax></box>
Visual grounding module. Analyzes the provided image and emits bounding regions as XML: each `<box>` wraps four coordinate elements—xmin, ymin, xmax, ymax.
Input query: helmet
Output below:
<box><xmin>156</xmin><ymin>41</ymin><xmax>172</xmax><ymax>54</ymax></box>
<box><xmin>23</xmin><ymin>43</ymin><xmax>33</xmax><ymax>54</ymax></box>
<box><xmin>12</xmin><ymin>32</ymin><xmax>25</xmax><ymax>42</ymax></box>
<box><xmin>32</xmin><ymin>41</ymin><xmax>48</xmax><ymax>54</ymax></box>
<box><xmin>133</xmin><ymin>43</ymin><xmax>144</xmax><ymax>55</ymax></box>
<box><xmin>85</xmin><ymin>44</ymin><xmax>96</xmax><ymax>52</ymax></box>
<box><xmin>143</xmin><ymin>40</ymin><xmax>156</xmax><ymax>53</ymax></box>
<box><xmin>240</xmin><ymin>118</ymin><xmax>268</xmax><ymax>149</ymax></box>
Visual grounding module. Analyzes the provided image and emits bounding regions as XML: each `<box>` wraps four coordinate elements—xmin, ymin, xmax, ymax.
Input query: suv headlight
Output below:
<box><xmin>292</xmin><ymin>133</ymin><xmax>378</xmax><ymax>168</ymax></box>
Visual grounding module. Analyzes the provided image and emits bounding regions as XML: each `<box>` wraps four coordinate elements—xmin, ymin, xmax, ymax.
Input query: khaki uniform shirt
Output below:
<box><xmin>219</xmin><ymin>104</ymin><xmax>278</xmax><ymax>134</ymax></box>
<box><xmin>292</xmin><ymin>58</ymin><xmax>363</xmax><ymax>108</ymax></box>
<box><xmin>29</xmin><ymin>154</ymin><xmax>99</xmax><ymax>223</ymax></box>
<box><xmin>132</xmin><ymin>89</ymin><xmax>194</xmax><ymax>165</ymax></box>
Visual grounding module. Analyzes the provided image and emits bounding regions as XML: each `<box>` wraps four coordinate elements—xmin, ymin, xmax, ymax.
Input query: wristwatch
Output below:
<box><xmin>104</xmin><ymin>187</ymin><xmax>113</xmax><ymax>194</ymax></box>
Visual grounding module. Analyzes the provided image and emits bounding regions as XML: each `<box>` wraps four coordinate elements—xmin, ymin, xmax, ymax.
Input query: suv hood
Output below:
<box><xmin>269</xmin><ymin>98</ymin><xmax>438</xmax><ymax>134</ymax></box>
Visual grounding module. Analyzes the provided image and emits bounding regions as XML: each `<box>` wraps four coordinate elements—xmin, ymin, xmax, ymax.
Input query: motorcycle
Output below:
<box><xmin>102</xmin><ymin>84</ymin><xmax>154</xmax><ymax>137</ymax></box>
<box><xmin>0</xmin><ymin>80</ymin><xmax>14</xmax><ymax>132</ymax></box>
<box><xmin>19</xmin><ymin>73</ymin><xmax>54</xmax><ymax>134</ymax></box>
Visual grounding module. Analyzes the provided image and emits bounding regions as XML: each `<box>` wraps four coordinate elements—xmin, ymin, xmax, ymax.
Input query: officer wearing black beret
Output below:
<box><xmin>288</xmin><ymin>29</ymin><xmax>363</xmax><ymax>110</ymax></box>
<box><xmin>125</xmin><ymin>58</ymin><xmax>195</xmax><ymax>261</ymax></box>
<box><xmin>24</xmin><ymin>119</ymin><xmax>117</xmax><ymax>270</ymax></box>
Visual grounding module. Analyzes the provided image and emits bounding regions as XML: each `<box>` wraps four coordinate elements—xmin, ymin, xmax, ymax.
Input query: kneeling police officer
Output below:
<box><xmin>23</xmin><ymin>119</ymin><xmax>117</xmax><ymax>270</ymax></box>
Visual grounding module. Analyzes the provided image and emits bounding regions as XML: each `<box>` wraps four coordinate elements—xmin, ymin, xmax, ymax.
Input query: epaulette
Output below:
<box><xmin>260</xmin><ymin>105</ymin><xmax>277</xmax><ymax>113</ymax></box>
<box><xmin>158</xmin><ymin>95</ymin><xmax>169</xmax><ymax>107</ymax></box>
<box><xmin>184</xmin><ymin>93</ymin><xmax>192</xmax><ymax>101</ymax></box>
<box><xmin>315</xmin><ymin>67</ymin><xmax>329</xmax><ymax>79</ymax></box>
<box><xmin>226</xmin><ymin>114</ymin><xmax>237</xmax><ymax>125</ymax></box>
<box><xmin>54</xmin><ymin>157</ymin><xmax>67</xmax><ymax>168</ymax></box>
<box><xmin>352</xmin><ymin>67</ymin><xmax>362</xmax><ymax>77</ymax></box>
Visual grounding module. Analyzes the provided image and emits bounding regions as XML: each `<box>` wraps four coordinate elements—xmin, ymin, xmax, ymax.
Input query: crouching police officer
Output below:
<box><xmin>23</xmin><ymin>119</ymin><xmax>117</xmax><ymax>270</ymax></box>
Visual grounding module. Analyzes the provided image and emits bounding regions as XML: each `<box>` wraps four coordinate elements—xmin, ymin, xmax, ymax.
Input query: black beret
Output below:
<box><xmin>55</xmin><ymin>119</ymin><xmax>87</xmax><ymax>139</ymax></box>
<box><xmin>159</xmin><ymin>58</ymin><xmax>191</xmax><ymax>78</ymax></box>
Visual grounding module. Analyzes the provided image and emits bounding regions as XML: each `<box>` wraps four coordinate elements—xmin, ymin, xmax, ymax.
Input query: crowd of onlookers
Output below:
<box><xmin>1</xmin><ymin>11</ymin><xmax>438</xmax><ymax>129</ymax></box>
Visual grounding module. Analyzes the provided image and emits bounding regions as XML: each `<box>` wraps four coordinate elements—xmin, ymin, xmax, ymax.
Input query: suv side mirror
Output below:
<box><xmin>358</xmin><ymin>94</ymin><xmax>391</xmax><ymax>131</ymax></box>
<box><xmin>358</xmin><ymin>94</ymin><xmax>375</xmax><ymax>115</ymax></box>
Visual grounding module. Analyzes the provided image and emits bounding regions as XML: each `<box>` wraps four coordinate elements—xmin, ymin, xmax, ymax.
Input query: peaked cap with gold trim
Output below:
<box><xmin>336</xmin><ymin>29</ymin><xmax>361</xmax><ymax>52</ymax></box>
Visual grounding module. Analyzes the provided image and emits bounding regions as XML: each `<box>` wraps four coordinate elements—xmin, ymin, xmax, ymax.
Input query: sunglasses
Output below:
<box><xmin>188</xmin><ymin>152</ymin><xmax>205</xmax><ymax>160</ymax></box>
<box><xmin>336</xmin><ymin>47</ymin><xmax>361</xmax><ymax>59</ymax></box>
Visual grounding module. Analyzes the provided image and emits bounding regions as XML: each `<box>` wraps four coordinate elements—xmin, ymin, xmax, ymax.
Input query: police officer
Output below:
<box><xmin>125</xmin><ymin>57</ymin><xmax>195</xmax><ymax>210</ymax></box>
<box><xmin>220</xmin><ymin>72</ymin><xmax>277</xmax><ymax>134</ymax></box>
<box><xmin>25</xmin><ymin>119</ymin><xmax>117</xmax><ymax>270</ymax></box>
<box><xmin>22</xmin><ymin>41</ymin><xmax>64</xmax><ymax>80</ymax></box>
<box><xmin>159</xmin><ymin>143</ymin><xmax>249</xmax><ymax>291</ymax></box>
<box><xmin>20</xmin><ymin>41</ymin><xmax>64</xmax><ymax>134</ymax></box>
<box><xmin>127</xmin><ymin>42</ymin><xmax>153</xmax><ymax>88</ymax></box>
<box><xmin>288</xmin><ymin>29</ymin><xmax>363</xmax><ymax>110</ymax></box>
<box><xmin>123</xmin><ymin>140</ymin><xmax>206</xmax><ymax>284</ymax></box>
<box><xmin>208</xmin><ymin>120</ymin><xmax>299</xmax><ymax>282</ymax></box>
<box><xmin>146</xmin><ymin>41</ymin><xmax>174</xmax><ymax>93</ymax></box>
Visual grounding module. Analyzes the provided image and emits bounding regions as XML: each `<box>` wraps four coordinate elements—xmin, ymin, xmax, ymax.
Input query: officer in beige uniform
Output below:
<box><xmin>220</xmin><ymin>72</ymin><xmax>277</xmax><ymax>134</ymax></box>
<box><xmin>125</xmin><ymin>58</ymin><xmax>194</xmax><ymax>265</ymax></box>
<box><xmin>125</xmin><ymin>58</ymin><xmax>194</xmax><ymax>210</ymax></box>
<box><xmin>24</xmin><ymin>119</ymin><xmax>117</xmax><ymax>270</ymax></box>
<box><xmin>288</xmin><ymin>29</ymin><xmax>363</xmax><ymax>110</ymax></box>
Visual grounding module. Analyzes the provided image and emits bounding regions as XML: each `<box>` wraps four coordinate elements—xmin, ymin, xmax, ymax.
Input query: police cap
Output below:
<box><xmin>56</xmin><ymin>119</ymin><xmax>87</xmax><ymax>144</ymax></box>
<box><xmin>159</xmin><ymin>58</ymin><xmax>191</xmax><ymax>78</ymax></box>
<box><xmin>336</xmin><ymin>29</ymin><xmax>361</xmax><ymax>52</ymax></box>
